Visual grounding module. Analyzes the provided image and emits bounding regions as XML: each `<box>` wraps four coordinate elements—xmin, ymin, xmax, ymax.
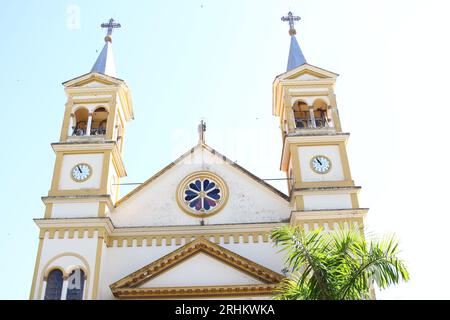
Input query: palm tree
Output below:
<box><xmin>270</xmin><ymin>225</ymin><xmax>409</xmax><ymax>300</ymax></box>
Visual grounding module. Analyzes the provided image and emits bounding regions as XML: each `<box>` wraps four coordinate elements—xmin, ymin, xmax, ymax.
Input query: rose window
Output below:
<box><xmin>177</xmin><ymin>172</ymin><xmax>228</xmax><ymax>217</ymax></box>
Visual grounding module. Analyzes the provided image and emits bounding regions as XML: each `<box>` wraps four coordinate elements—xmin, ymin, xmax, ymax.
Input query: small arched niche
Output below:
<box><xmin>292</xmin><ymin>100</ymin><xmax>309</xmax><ymax>129</ymax></box>
<box><xmin>73</xmin><ymin>108</ymin><xmax>89</xmax><ymax>136</ymax></box>
<box><xmin>91</xmin><ymin>107</ymin><xmax>108</xmax><ymax>135</ymax></box>
<box><xmin>312</xmin><ymin>99</ymin><xmax>329</xmax><ymax>128</ymax></box>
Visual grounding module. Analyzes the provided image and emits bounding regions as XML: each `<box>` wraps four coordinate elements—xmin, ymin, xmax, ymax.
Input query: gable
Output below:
<box><xmin>138</xmin><ymin>253</ymin><xmax>265</xmax><ymax>287</ymax></box>
<box><xmin>289</xmin><ymin>70</ymin><xmax>327</xmax><ymax>80</ymax></box>
<box><xmin>112</xmin><ymin>143</ymin><xmax>291</xmax><ymax>227</ymax></box>
<box><xmin>109</xmin><ymin>238</ymin><xmax>283</xmax><ymax>299</ymax></box>
<box><xmin>276</xmin><ymin>63</ymin><xmax>338</xmax><ymax>81</ymax></box>
<box><xmin>62</xmin><ymin>72</ymin><xmax>124</xmax><ymax>88</ymax></box>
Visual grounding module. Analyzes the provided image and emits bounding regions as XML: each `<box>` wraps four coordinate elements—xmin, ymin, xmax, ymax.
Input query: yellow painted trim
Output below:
<box><xmin>297</xmin><ymin>180</ymin><xmax>354</xmax><ymax>188</ymax></box>
<box><xmin>29</xmin><ymin>238</ymin><xmax>44</xmax><ymax>300</ymax></box>
<box><xmin>338</xmin><ymin>141</ymin><xmax>352</xmax><ymax>181</ymax></box>
<box><xmin>50</xmin><ymin>153</ymin><xmax>64</xmax><ymax>191</ymax></box>
<box><xmin>72</xmin><ymin>97</ymin><xmax>113</xmax><ymax>104</ymax></box>
<box><xmin>107</xmin><ymin>231</ymin><xmax>271</xmax><ymax>248</ymax></box>
<box><xmin>294</xmin><ymin>195</ymin><xmax>304</xmax><ymax>211</ymax></box>
<box><xmin>289</xmin><ymin>90</ymin><xmax>330</xmax><ymax>97</ymax></box>
<box><xmin>113</xmin><ymin>284</ymin><xmax>278</xmax><ymax>299</ymax></box>
<box><xmin>105</xmin><ymin>97</ymin><xmax>116</xmax><ymax>140</ymax></box>
<box><xmin>60</xmin><ymin>101</ymin><xmax>73</xmax><ymax>141</ymax></box>
<box><xmin>290</xmin><ymin>144</ymin><xmax>302</xmax><ymax>189</ymax></box>
<box><xmin>351</xmin><ymin>193</ymin><xmax>360</xmax><ymax>209</ymax></box>
<box><xmin>48</xmin><ymin>189</ymin><xmax>103</xmax><ymax>197</ymax></box>
<box><xmin>100</xmin><ymin>152</ymin><xmax>112</xmax><ymax>194</ymax></box>
<box><xmin>98</xmin><ymin>202</ymin><xmax>106</xmax><ymax>217</ymax></box>
<box><xmin>328</xmin><ymin>89</ymin><xmax>342</xmax><ymax>131</ymax></box>
<box><xmin>44</xmin><ymin>204</ymin><xmax>53</xmax><ymax>219</ymax></box>
<box><xmin>92</xmin><ymin>235</ymin><xmax>104</xmax><ymax>300</ymax></box>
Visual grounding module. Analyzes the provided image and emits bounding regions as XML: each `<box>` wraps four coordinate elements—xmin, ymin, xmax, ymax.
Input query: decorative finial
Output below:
<box><xmin>281</xmin><ymin>12</ymin><xmax>300</xmax><ymax>36</ymax></box>
<box><xmin>198</xmin><ymin>120</ymin><xmax>206</xmax><ymax>144</ymax></box>
<box><xmin>101</xmin><ymin>18</ymin><xmax>121</xmax><ymax>42</ymax></box>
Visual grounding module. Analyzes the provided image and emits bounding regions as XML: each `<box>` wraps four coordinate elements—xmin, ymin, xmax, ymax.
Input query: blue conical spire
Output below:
<box><xmin>91</xmin><ymin>40</ymin><xmax>117</xmax><ymax>77</ymax></box>
<box><xmin>287</xmin><ymin>34</ymin><xmax>306</xmax><ymax>71</ymax></box>
<box><xmin>281</xmin><ymin>12</ymin><xmax>306</xmax><ymax>71</ymax></box>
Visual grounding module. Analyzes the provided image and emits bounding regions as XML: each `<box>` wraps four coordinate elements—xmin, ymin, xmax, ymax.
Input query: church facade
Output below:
<box><xmin>29</xmin><ymin>15</ymin><xmax>368</xmax><ymax>300</ymax></box>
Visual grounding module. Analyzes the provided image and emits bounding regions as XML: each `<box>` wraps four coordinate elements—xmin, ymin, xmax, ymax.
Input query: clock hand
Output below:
<box><xmin>78</xmin><ymin>166</ymin><xmax>82</xmax><ymax>173</ymax></box>
<box><xmin>317</xmin><ymin>158</ymin><xmax>322</xmax><ymax>165</ymax></box>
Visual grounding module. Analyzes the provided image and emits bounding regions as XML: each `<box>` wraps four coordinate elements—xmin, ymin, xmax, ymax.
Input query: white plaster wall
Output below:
<box><xmin>293</xmin><ymin>73</ymin><xmax>320</xmax><ymax>80</ymax></box>
<box><xmin>52</xmin><ymin>202</ymin><xmax>99</xmax><ymax>218</ymax></box>
<box><xmin>298</xmin><ymin>145</ymin><xmax>344</xmax><ymax>182</ymax></box>
<box><xmin>303</xmin><ymin>194</ymin><xmax>352</xmax><ymax>210</ymax></box>
<box><xmin>58</xmin><ymin>153</ymin><xmax>104</xmax><ymax>190</ymax></box>
<box><xmin>112</xmin><ymin>146</ymin><xmax>291</xmax><ymax>227</ymax></box>
<box><xmin>33</xmin><ymin>232</ymin><xmax>99</xmax><ymax>300</ymax></box>
<box><xmin>99</xmin><ymin>243</ymin><xmax>181</xmax><ymax>299</ymax></box>
<box><xmin>98</xmin><ymin>240</ymin><xmax>285</xmax><ymax>299</ymax></box>
<box><xmin>140</xmin><ymin>253</ymin><xmax>263</xmax><ymax>287</ymax></box>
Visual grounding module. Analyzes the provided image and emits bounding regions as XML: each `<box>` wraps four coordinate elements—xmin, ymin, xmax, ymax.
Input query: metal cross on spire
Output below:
<box><xmin>101</xmin><ymin>18</ymin><xmax>121</xmax><ymax>42</ymax></box>
<box><xmin>281</xmin><ymin>12</ymin><xmax>300</xmax><ymax>36</ymax></box>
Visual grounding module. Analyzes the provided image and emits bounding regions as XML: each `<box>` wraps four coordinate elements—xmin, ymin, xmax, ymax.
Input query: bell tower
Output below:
<box><xmin>44</xmin><ymin>18</ymin><xmax>134</xmax><ymax>219</ymax></box>
<box><xmin>274</xmin><ymin>12</ymin><xmax>367</xmax><ymax>231</ymax></box>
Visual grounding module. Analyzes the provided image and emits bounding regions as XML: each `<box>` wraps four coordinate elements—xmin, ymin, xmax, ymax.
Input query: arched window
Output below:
<box><xmin>293</xmin><ymin>100</ymin><xmax>309</xmax><ymax>128</ymax></box>
<box><xmin>312</xmin><ymin>99</ymin><xmax>329</xmax><ymax>128</ymax></box>
<box><xmin>66</xmin><ymin>269</ymin><xmax>85</xmax><ymax>300</ymax></box>
<box><xmin>44</xmin><ymin>269</ymin><xmax>63</xmax><ymax>300</ymax></box>
<box><xmin>91</xmin><ymin>107</ymin><xmax>108</xmax><ymax>135</ymax></box>
<box><xmin>73</xmin><ymin>108</ymin><xmax>89</xmax><ymax>136</ymax></box>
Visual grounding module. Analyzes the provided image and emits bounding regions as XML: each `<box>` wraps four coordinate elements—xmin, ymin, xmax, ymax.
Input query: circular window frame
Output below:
<box><xmin>176</xmin><ymin>171</ymin><xmax>229</xmax><ymax>218</ymax></box>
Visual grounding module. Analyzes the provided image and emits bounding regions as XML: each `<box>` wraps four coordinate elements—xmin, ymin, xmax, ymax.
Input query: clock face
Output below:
<box><xmin>71</xmin><ymin>163</ymin><xmax>92</xmax><ymax>182</ymax></box>
<box><xmin>310</xmin><ymin>155</ymin><xmax>331</xmax><ymax>174</ymax></box>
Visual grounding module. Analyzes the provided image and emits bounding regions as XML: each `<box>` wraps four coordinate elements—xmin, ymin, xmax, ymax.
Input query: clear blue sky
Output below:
<box><xmin>1</xmin><ymin>0</ymin><xmax>449</xmax><ymax>299</ymax></box>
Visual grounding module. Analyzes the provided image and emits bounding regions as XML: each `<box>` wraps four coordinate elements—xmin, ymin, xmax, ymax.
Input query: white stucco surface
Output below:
<box><xmin>298</xmin><ymin>145</ymin><xmax>344</xmax><ymax>182</ymax></box>
<box><xmin>52</xmin><ymin>202</ymin><xmax>99</xmax><ymax>218</ymax></box>
<box><xmin>112</xmin><ymin>146</ymin><xmax>291</xmax><ymax>227</ymax></box>
<box><xmin>303</xmin><ymin>194</ymin><xmax>352</xmax><ymax>210</ymax></box>
<box><xmin>58</xmin><ymin>153</ymin><xmax>104</xmax><ymax>190</ymax></box>
<box><xmin>33</xmin><ymin>233</ymin><xmax>99</xmax><ymax>300</ymax></box>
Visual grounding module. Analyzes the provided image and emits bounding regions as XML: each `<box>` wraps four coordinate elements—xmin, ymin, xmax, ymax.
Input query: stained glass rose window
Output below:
<box><xmin>177</xmin><ymin>172</ymin><xmax>228</xmax><ymax>217</ymax></box>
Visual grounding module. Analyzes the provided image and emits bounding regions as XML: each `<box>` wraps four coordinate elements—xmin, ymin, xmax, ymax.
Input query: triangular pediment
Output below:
<box><xmin>276</xmin><ymin>63</ymin><xmax>338</xmax><ymax>81</ymax></box>
<box><xmin>110</xmin><ymin>238</ymin><xmax>283</xmax><ymax>299</ymax></box>
<box><xmin>117</xmin><ymin>143</ymin><xmax>288</xmax><ymax>205</ymax></box>
<box><xmin>112</xmin><ymin>142</ymin><xmax>290</xmax><ymax>227</ymax></box>
<box><xmin>62</xmin><ymin>72</ymin><xmax>125</xmax><ymax>88</ymax></box>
